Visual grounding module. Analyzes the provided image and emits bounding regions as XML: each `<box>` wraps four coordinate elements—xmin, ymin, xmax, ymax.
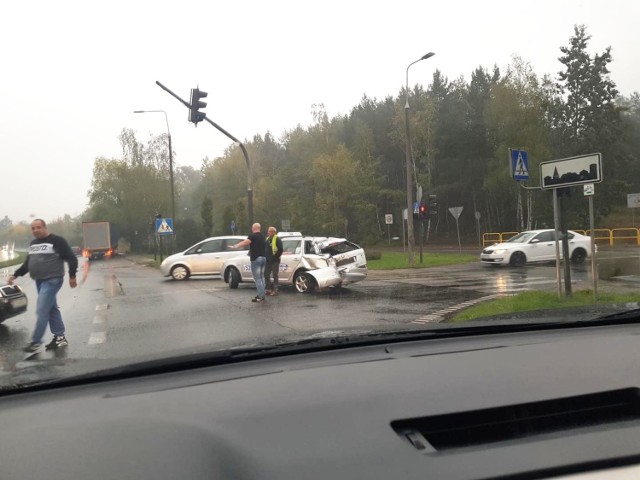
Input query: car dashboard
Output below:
<box><xmin>1</xmin><ymin>322</ymin><xmax>640</xmax><ymax>479</ymax></box>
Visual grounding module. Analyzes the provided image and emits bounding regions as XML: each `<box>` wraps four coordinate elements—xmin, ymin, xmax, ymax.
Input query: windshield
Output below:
<box><xmin>1</xmin><ymin>1</ymin><xmax>639</xmax><ymax>389</ymax></box>
<box><xmin>505</xmin><ymin>232</ymin><xmax>537</xmax><ymax>244</ymax></box>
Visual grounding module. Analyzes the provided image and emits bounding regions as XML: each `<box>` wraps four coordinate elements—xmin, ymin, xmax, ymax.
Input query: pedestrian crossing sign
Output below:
<box><xmin>155</xmin><ymin>218</ymin><xmax>174</xmax><ymax>235</ymax></box>
<box><xmin>510</xmin><ymin>149</ymin><xmax>529</xmax><ymax>181</ymax></box>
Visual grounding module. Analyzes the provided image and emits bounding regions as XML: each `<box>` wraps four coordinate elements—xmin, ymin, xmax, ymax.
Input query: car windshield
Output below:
<box><xmin>505</xmin><ymin>232</ymin><xmax>537</xmax><ymax>244</ymax></box>
<box><xmin>1</xmin><ymin>1</ymin><xmax>639</xmax><ymax>390</ymax></box>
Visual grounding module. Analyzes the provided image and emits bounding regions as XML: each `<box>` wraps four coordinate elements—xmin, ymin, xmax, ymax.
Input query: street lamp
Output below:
<box><xmin>404</xmin><ymin>52</ymin><xmax>435</xmax><ymax>267</ymax></box>
<box><xmin>133</xmin><ymin>110</ymin><xmax>176</xmax><ymax>225</ymax></box>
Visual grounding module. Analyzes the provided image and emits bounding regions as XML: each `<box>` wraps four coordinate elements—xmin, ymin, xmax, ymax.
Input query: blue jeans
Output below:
<box><xmin>251</xmin><ymin>256</ymin><xmax>267</xmax><ymax>298</ymax></box>
<box><xmin>33</xmin><ymin>277</ymin><xmax>65</xmax><ymax>344</ymax></box>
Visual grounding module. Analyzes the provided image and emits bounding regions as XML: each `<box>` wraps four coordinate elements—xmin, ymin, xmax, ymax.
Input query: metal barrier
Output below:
<box><xmin>482</xmin><ymin>232</ymin><xmax>518</xmax><ymax>247</ymax></box>
<box><xmin>585</xmin><ymin>229</ymin><xmax>613</xmax><ymax>246</ymax></box>
<box><xmin>609</xmin><ymin>228</ymin><xmax>640</xmax><ymax>246</ymax></box>
<box><xmin>483</xmin><ymin>228</ymin><xmax>640</xmax><ymax>247</ymax></box>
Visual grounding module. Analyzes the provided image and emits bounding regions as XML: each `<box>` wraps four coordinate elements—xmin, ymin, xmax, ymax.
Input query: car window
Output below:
<box><xmin>534</xmin><ymin>232</ymin><xmax>555</xmax><ymax>242</ymax></box>
<box><xmin>321</xmin><ymin>241</ymin><xmax>359</xmax><ymax>255</ymax></box>
<box><xmin>304</xmin><ymin>240</ymin><xmax>315</xmax><ymax>254</ymax></box>
<box><xmin>185</xmin><ymin>243</ymin><xmax>205</xmax><ymax>255</ymax></box>
<box><xmin>282</xmin><ymin>240</ymin><xmax>301</xmax><ymax>255</ymax></box>
<box><xmin>223</xmin><ymin>239</ymin><xmax>248</xmax><ymax>251</ymax></box>
<box><xmin>199</xmin><ymin>239</ymin><xmax>225</xmax><ymax>253</ymax></box>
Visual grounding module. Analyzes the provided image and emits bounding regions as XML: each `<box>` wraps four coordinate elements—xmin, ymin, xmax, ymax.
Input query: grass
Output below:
<box><xmin>0</xmin><ymin>252</ymin><xmax>26</xmax><ymax>270</ymax></box>
<box><xmin>453</xmin><ymin>290</ymin><xmax>640</xmax><ymax>322</ymax></box>
<box><xmin>367</xmin><ymin>251</ymin><xmax>477</xmax><ymax>270</ymax></box>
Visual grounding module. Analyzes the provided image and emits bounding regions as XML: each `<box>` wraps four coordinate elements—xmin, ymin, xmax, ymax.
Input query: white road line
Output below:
<box><xmin>95</xmin><ymin>304</ymin><xmax>109</xmax><ymax>311</ymax></box>
<box><xmin>412</xmin><ymin>294</ymin><xmax>505</xmax><ymax>324</ymax></box>
<box><xmin>88</xmin><ymin>331</ymin><xmax>107</xmax><ymax>344</ymax></box>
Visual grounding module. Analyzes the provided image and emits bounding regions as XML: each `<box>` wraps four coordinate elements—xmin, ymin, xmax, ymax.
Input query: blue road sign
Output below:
<box><xmin>511</xmin><ymin>149</ymin><xmax>529</xmax><ymax>181</ymax></box>
<box><xmin>413</xmin><ymin>202</ymin><xmax>420</xmax><ymax>214</ymax></box>
<box><xmin>155</xmin><ymin>218</ymin><xmax>174</xmax><ymax>235</ymax></box>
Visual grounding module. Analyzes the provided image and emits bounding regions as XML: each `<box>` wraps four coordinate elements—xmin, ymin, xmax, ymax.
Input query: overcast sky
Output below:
<box><xmin>2</xmin><ymin>0</ymin><xmax>638</xmax><ymax>224</ymax></box>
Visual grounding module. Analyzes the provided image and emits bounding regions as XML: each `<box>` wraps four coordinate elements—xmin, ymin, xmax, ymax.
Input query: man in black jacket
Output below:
<box><xmin>9</xmin><ymin>219</ymin><xmax>78</xmax><ymax>353</ymax></box>
<box><xmin>264</xmin><ymin>226</ymin><xmax>283</xmax><ymax>296</ymax></box>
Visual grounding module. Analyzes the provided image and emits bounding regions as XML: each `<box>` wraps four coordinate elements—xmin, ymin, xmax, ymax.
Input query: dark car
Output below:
<box><xmin>0</xmin><ymin>284</ymin><xmax>28</xmax><ymax>323</ymax></box>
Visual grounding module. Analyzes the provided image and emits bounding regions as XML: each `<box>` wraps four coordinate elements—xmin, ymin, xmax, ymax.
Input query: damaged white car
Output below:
<box><xmin>221</xmin><ymin>234</ymin><xmax>367</xmax><ymax>293</ymax></box>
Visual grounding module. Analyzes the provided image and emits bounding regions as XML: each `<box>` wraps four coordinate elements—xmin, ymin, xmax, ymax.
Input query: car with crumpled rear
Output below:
<box><xmin>221</xmin><ymin>234</ymin><xmax>367</xmax><ymax>293</ymax></box>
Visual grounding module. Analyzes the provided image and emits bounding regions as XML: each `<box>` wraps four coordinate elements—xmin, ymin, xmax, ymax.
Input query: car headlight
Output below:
<box><xmin>491</xmin><ymin>249</ymin><xmax>508</xmax><ymax>255</ymax></box>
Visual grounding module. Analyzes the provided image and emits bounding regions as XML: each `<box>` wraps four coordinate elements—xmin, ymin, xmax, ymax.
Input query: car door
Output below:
<box><xmin>189</xmin><ymin>238</ymin><xmax>226</xmax><ymax>275</ymax></box>
<box><xmin>528</xmin><ymin>231</ymin><xmax>556</xmax><ymax>262</ymax></box>
<box><xmin>219</xmin><ymin>238</ymin><xmax>249</xmax><ymax>274</ymax></box>
<box><xmin>278</xmin><ymin>239</ymin><xmax>304</xmax><ymax>283</ymax></box>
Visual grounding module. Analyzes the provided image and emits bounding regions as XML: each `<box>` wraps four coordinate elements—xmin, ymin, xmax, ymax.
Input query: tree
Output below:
<box><xmin>550</xmin><ymin>25</ymin><xmax>624</xmax><ymax>224</ymax></box>
<box><xmin>201</xmin><ymin>196</ymin><xmax>213</xmax><ymax>237</ymax></box>
<box><xmin>553</xmin><ymin>25</ymin><xmax>620</xmax><ymax>154</ymax></box>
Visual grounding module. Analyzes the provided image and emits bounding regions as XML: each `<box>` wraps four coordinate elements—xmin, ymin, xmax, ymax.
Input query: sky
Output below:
<box><xmin>1</xmin><ymin>0</ymin><xmax>638</xmax><ymax>224</ymax></box>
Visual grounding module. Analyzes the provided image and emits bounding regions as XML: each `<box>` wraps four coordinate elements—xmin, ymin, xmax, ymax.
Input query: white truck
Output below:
<box><xmin>82</xmin><ymin>222</ymin><xmax>118</xmax><ymax>260</ymax></box>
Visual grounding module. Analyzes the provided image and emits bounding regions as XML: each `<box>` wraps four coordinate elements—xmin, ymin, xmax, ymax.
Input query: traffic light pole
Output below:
<box><xmin>155</xmin><ymin>81</ymin><xmax>254</xmax><ymax>228</ymax></box>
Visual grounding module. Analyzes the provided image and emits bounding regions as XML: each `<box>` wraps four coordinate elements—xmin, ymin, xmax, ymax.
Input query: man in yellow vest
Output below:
<box><xmin>264</xmin><ymin>226</ymin><xmax>283</xmax><ymax>296</ymax></box>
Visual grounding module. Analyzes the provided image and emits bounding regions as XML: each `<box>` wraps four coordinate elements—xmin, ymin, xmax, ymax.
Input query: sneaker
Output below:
<box><xmin>270</xmin><ymin>290</ymin><xmax>279</xmax><ymax>296</ymax></box>
<box><xmin>265</xmin><ymin>290</ymin><xmax>272</xmax><ymax>295</ymax></box>
<box><xmin>23</xmin><ymin>342</ymin><xmax>42</xmax><ymax>353</ymax></box>
<box><xmin>252</xmin><ymin>296</ymin><xmax>265</xmax><ymax>302</ymax></box>
<box><xmin>45</xmin><ymin>335</ymin><xmax>69</xmax><ymax>350</ymax></box>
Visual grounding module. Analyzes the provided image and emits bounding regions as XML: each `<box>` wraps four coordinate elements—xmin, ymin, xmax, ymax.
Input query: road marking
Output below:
<box><xmin>91</xmin><ymin>304</ymin><xmax>109</xmax><ymax>344</ymax></box>
<box><xmin>412</xmin><ymin>294</ymin><xmax>505</xmax><ymax>324</ymax></box>
<box><xmin>88</xmin><ymin>331</ymin><xmax>107</xmax><ymax>344</ymax></box>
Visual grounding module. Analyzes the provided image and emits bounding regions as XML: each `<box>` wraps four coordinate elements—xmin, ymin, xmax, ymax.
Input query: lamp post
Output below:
<box><xmin>404</xmin><ymin>52</ymin><xmax>435</xmax><ymax>267</ymax></box>
<box><xmin>133</xmin><ymin>110</ymin><xmax>176</xmax><ymax>224</ymax></box>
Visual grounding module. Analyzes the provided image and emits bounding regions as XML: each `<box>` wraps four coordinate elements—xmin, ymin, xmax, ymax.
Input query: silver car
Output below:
<box><xmin>160</xmin><ymin>236</ymin><xmax>248</xmax><ymax>280</ymax></box>
<box><xmin>221</xmin><ymin>234</ymin><xmax>367</xmax><ymax>293</ymax></box>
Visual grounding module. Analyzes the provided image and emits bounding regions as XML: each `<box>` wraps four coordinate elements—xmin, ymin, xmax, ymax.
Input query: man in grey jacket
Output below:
<box><xmin>9</xmin><ymin>219</ymin><xmax>78</xmax><ymax>353</ymax></box>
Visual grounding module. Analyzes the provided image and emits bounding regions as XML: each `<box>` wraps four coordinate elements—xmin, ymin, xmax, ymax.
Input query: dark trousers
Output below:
<box><xmin>264</xmin><ymin>260</ymin><xmax>279</xmax><ymax>291</ymax></box>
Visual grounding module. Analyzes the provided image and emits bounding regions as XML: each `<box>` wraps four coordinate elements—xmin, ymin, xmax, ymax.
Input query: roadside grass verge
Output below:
<box><xmin>367</xmin><ymin>251</ymin><xmax>477</xmax><ymax>270</ymax></box>
<box><xmin>0</xmin><ymin>252</ymin><xmax>26</xmax><ymax>270</ymax></box>
<box><xmin>453</xmin><ymin>290</ymin><xmax>640</xmax><ymax>322</ymax></box>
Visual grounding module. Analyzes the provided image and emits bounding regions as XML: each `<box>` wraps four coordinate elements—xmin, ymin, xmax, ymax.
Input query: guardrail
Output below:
<box><xmin>482</xmin><ymin>228</ymin><xmax>640</xmax><ymax>247</ymax></box>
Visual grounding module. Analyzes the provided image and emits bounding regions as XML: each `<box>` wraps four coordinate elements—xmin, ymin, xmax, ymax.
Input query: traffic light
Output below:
<box><xmin>428</xmin><ymin>194</ymin><xmax>438</xmax><ymax>216</ymax></box>
<box><xmin>419</xmin><ymin>202</ymin><xmax>427</xmax><ymax>220</ymax></box>
<box><xmin>189</xmin><ymin>88</ymin><xmax>208</xmax><ymax>125</ymax></box>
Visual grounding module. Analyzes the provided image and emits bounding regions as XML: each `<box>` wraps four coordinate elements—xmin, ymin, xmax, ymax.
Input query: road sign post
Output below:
<box><xmin>385</xmin><ymin>214</ymin><xmax>393</xmax><ymax>245</ymax></box>
<box><xmin>448</xmin><ymin>207</ymin><xmax>464</xmax><ymax>253</ymax></box>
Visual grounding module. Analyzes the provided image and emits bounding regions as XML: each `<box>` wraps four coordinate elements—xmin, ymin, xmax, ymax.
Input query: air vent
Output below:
<box><xmin>392</xmin><ymin>388</ymin><xmax>640</xmax><ymax>452</ymax></box>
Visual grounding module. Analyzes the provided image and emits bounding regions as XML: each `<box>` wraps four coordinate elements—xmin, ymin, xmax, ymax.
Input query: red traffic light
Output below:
<box><xmin>419</xmin><ymin>202</ymin><xmax>427</xmax><ymax>218</ymax></box>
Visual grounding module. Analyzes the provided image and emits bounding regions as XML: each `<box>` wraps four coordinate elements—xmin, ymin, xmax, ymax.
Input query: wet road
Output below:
<box><xmin>0</xmin><ymin>252</ymin><xmax>637</xmax><ymax>387</ymax></box>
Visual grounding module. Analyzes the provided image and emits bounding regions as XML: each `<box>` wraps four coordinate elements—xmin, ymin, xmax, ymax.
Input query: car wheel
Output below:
<box><xmin>571</xmin><ymin>248</ymin><xmax>587</xmax><ymax>264</ymax></box>
<box><xmin>228</xmin><ymin>267</ymin><xmax>241</xmax><ymax>289</ymax></box>
<box><xmin>293</xmin><ymin>271</ymin><xmax>316</xmax><ymax>293</ymax></box>
<box><xmin>170</xmin><ymin>265</ymin><xmax>190</xmax><ymax>281</ymax></box>
<box><xmin>509</xmin><ymin>251</ymin><xmax>527</xmax><ymax>267</ymax></box>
